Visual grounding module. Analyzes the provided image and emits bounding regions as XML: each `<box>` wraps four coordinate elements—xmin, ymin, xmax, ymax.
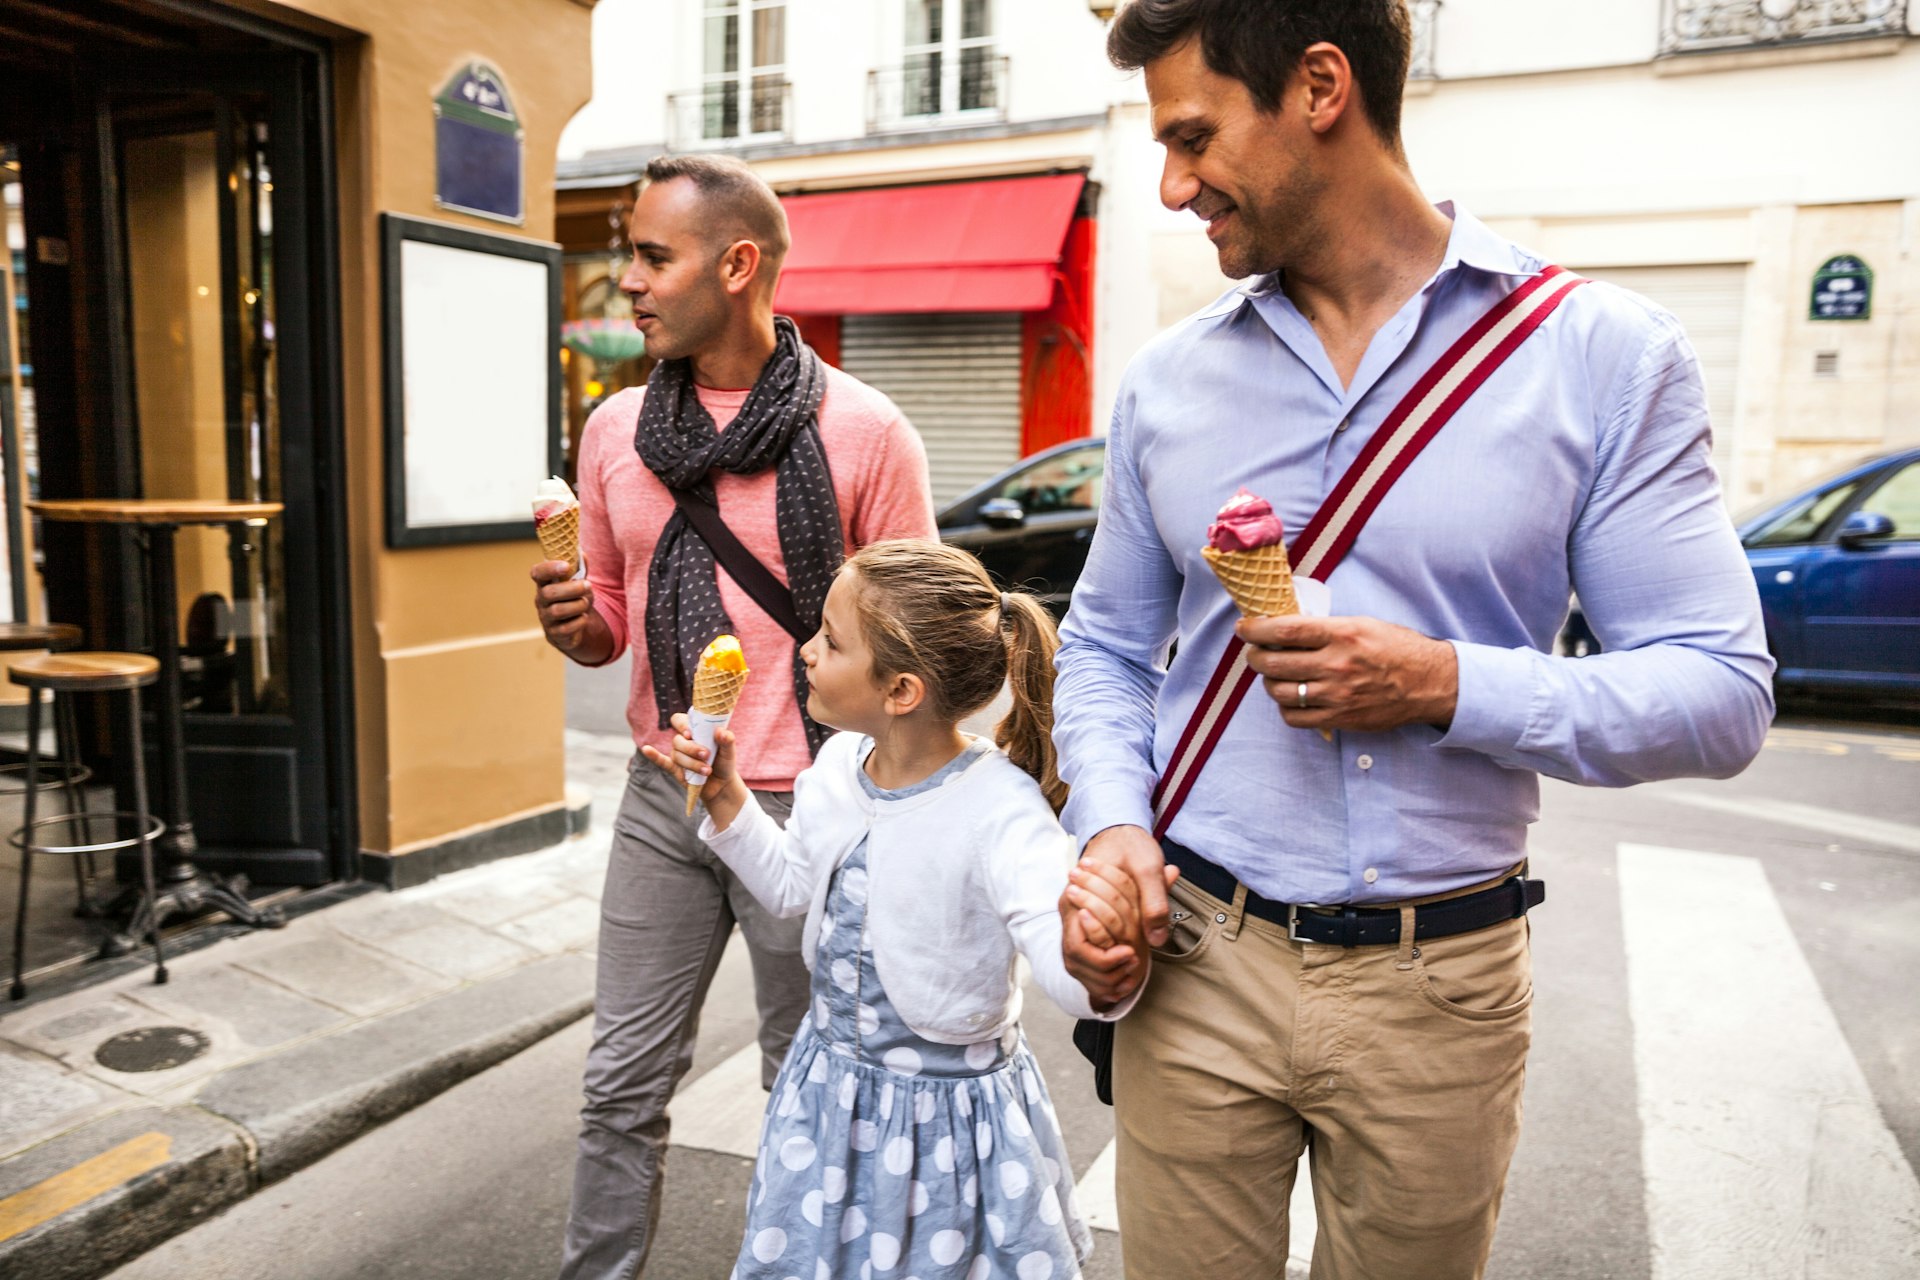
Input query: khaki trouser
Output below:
<box><xmin>1112</xmin><ymin>870</ymin><xmax>1533</xmax><ymax>1280</ymax></box>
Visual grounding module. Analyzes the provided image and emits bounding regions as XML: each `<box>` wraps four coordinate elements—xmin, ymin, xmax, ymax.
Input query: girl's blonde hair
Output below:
<box><xmin>842</xmin><ymin>540</ymin><xmax>1066</xmax><ymax>813</ymax></box>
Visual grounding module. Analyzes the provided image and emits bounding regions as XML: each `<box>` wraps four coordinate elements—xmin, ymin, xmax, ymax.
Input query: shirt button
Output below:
<box><xmin>1336</xmin><ymin>418</ymin><xmax>1351</xmax><ymax>433</ymax></box>
<box><xmin>1363</xmin><ymin>867</ymin><xmax>1379</xmax><ymax>884</ymax></box>
<box><xmin>1357</xmin><ymin>754</ymin><xmax>1374</xmax><ymax>771</ymax></box>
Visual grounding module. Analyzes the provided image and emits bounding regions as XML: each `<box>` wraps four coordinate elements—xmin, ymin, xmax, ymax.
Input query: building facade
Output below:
<box><xmin>0</xmin><ymin>0</ymin><xmax>598</xmax><ymax>936</ymax></box>
<box><xmin>562</xmin><ymin>0</ymin><xmax>1919</xmax><ymax>512</ymax></box>
<box><xmin>1409</xmin><ymin>0</ymin><xmax>1920</xmax><ymax>507</ymax></box>
<box><xmin>558</xmin><ymin>0</ymin><xmax>1126</xmax><ymax>507</ymax></box>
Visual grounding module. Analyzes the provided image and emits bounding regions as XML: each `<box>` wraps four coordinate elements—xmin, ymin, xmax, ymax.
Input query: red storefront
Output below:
<box><xmin>775</xmin><ymin>172</ymin><xmax>1095</xmax><ymax>506</ymax></box>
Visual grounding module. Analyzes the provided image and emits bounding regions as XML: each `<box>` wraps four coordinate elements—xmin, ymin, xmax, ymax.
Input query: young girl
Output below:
<box><xmin>644</xmin><ymin>540</ymin><xmax>1141</xmax><ymax>1280</ymax></box>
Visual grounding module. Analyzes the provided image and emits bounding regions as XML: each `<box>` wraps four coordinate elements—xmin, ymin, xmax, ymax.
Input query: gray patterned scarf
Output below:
<box><xmin>637</xmin><ymin>316</ymin><xmax>839</xmax><ymax>755</ymax></box>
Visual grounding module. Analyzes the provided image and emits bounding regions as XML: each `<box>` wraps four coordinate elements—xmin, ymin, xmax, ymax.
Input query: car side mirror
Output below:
<box><xmin>1837</xmin><ymin>511</ymin><xmax>1896</xmax><ymax>548</ymax></box>
<box><xmin>979</xmin><ymin>498</ymin><xmax>1026</xmax><ymax>530</ymax></box>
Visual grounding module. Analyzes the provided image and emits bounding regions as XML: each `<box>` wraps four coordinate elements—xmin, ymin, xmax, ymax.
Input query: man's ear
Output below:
<box><xmin>1297</xmin><ymin>41</ymin><xmax>1353</xmax><ymax>136</ymax></box>
<box><xmin>719</xmin><ymin>239</ymin><xmax>763</xmax><ymax>295</ymax></box>
<box><xmin>882</xmin><ymin>670</ymin><xmax>928</xmax><ymax>719</ymax></box>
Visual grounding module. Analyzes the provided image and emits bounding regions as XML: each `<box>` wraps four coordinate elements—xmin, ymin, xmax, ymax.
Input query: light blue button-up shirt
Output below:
<box><xmin>1054</xmin><ymin>205</ymin><xmax>1774</xmax><ymax>905</ymax></box>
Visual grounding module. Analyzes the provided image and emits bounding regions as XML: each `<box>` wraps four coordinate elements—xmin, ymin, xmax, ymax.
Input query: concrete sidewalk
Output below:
<box><xmin>0</xmin><ymin>729</ymin><xmax>635</xmax><ymax>1280</ymax></box>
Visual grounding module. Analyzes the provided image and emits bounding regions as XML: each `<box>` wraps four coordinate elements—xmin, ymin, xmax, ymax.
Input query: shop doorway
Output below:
<box><xmin>0</xmin><ymin>3</ymin><xmax>353</xmax><ymax>898</ymax></box>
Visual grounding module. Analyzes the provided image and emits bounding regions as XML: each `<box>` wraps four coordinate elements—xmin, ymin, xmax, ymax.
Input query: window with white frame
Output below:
<box><xmin>903</xmin><ymin>0</ymin><xmax>997</xmax><ymax>118</ymax></box>
<box><xmin>700</xmin><ymin>0</ymin><xmax>787</xmax><ymax>139</ymax></box>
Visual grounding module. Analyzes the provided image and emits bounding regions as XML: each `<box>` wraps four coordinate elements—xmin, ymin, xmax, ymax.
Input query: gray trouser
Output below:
<box><xmin>557</xmin><ymin>758</ymin><xmax>808</xmax><ymax>1280</ymax></box>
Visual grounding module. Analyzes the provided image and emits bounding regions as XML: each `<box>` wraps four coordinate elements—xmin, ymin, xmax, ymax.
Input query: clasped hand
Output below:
<box><xmin>1059</xmin><ymin>825</ymin><xmax>1180</xmax><ymax>1011</ymax></box>
<box><xmin>1238</xmin><ymin>613</ymin><xmax>1459</xmax><ymax>733</ymax></box>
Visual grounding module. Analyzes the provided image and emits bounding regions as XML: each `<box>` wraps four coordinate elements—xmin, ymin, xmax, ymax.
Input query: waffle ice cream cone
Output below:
<box><xmin>532</xmin><ymin>476</ymin><xmax>583</xmax><ymax>578</ymax></box>
<box><xmin>691</xmin><ymin>663</ymin><xmax>749</xmax><ymax>714</ymax></box>
<box><xmin>1204</xmin><ymin>489</ymin><xmax>1330</xmax><ymax>740</ymax></box>
<box><xmin>1201</xmin><ymin>543</ymin><xmax>1300</xmax><ymax>620</ymax></box>
<box><xmin>686</xmin><ymin>636</ymin><xmax>749</xmax><ymax>815</ymax></box>
<box><xmin>536</xmin><ymin>504</ymin><xmax>581</xmax><ymax>575</ymax></box>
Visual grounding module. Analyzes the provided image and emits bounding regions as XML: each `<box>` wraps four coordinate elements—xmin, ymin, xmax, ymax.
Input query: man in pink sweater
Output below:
<box><xmin>533</xmin><ymin>154</ymin><xmax>935</xmax><ymax>1280</ymax></box>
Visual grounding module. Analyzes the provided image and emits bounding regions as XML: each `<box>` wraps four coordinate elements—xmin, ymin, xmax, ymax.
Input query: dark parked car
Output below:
<box><xmin>938</xmin><ymin>439</ymin><xmax>1104</xmax><ymax>616</ymax></box>
<box><xmin>950</xmin><ymin>440</ymin><xmax>1920</xmax><ymax>703</ymax></box>
<box><xmin>1563</xmin><ymin>447</ymin><xmax>1920</xmax><ymax>700</ymax></box>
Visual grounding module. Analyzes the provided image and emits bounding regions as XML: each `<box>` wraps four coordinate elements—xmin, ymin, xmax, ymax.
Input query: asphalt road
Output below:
<box><xmin>113</xmin><ymin>704</ymin><xmax>1920</xmax><ymax>1279</ymax></box>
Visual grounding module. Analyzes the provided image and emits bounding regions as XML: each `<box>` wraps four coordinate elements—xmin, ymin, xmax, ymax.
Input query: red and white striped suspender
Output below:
<box><xmin>1148</xmin><ymin>265</ymin><xmax>1589</xmax><ymax>839</ymax></box>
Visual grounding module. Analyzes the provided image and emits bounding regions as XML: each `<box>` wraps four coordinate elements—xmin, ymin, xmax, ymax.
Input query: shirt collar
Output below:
<box><xmin>1230</xmin><ymin>200</ymin><xmax>1544</xmax><ymax>309</ymax></box>
<box><xmin>1437</xmin><ymin>201</ymin><xmax>1545</xmax><ymax>279</ymax></box>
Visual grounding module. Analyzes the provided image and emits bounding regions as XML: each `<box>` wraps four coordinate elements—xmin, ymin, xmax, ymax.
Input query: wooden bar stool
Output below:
<box><xmin>0</xmin><ymin>623</ymin><xmax>97</xmax><ymax>914</ymax></box>
<box><xmin>9</xmin><ymin>652</ymin><xmax>166</xmax><ymax>1000</ymax></box>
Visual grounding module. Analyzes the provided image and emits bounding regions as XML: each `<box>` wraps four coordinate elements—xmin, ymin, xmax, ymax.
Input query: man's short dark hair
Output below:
<box><xmin>643</xmin><ymin>153</ymin><xmax>791</xmax><ymax>265</ymax></box>
<box><xmin>1108</xmin><ymin>0</ymin><xmax>1412</xmax><ymax>145</ymax></box>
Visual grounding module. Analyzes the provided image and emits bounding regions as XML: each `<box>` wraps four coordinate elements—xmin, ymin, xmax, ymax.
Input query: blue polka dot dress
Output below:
<box><xmin>731</xmin><ymin>741</ymin><xmax>1092</xmax><ymax>1280</ymax></box>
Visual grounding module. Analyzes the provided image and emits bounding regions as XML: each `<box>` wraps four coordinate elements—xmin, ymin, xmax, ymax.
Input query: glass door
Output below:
<box><xmin>86</xmin><ymin>52</ymin><xmax>347</xmax><ymax>884</ymax></box>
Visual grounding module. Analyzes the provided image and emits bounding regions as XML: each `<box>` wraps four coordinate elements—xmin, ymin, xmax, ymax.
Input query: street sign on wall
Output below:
<box><xmin>1810</xmin><ymin>255</ymin><xmax>1872</xmax><ymax>321</ymax></box>
<box><xmin>435</xmin><ymin>62</ymin><xmax>524</xmax><ymax>226</ymax></box>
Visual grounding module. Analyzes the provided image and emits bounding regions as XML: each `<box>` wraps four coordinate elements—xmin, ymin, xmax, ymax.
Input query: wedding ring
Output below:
<box><xmin>1297</xmin><ymin>681</ymin><xmax>1309</xmax><ymax>709</ymax></box>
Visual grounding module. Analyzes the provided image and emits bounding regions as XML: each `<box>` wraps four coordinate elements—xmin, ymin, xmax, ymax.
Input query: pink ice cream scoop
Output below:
<box><xmin>1206</xmin><ymin>488</ymin><xmax>1286</xmax><ymax>553</ymax></box>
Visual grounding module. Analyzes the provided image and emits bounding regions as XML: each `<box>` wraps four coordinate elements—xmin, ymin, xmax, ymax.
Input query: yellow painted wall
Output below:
<box><xmin>255</xmin><ymin>0</ymin><xmax>596</xmax><ymax>855</ymax></box>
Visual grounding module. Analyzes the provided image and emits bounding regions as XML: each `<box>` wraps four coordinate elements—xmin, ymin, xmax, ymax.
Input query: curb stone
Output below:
<box><xmin>0</xmin><ymin>1106</ymin><xmax>250</xmax><ymax>1280</ymax></box>
<box><xmin>197</xmin><ymin>953</ymin><xmax>594</xmax><ymax>1183</ymax></box>
<box><xmin>0</xmin><ymin>954</ymin><xmax>596</xmax><ymax>1278</ymax></box>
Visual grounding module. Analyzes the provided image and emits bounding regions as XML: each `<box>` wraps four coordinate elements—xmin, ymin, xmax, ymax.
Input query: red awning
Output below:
<box><xmin>774</xmin><ymin>173</ymin><xmax>1085</xmax><ymax>315</ymax></box>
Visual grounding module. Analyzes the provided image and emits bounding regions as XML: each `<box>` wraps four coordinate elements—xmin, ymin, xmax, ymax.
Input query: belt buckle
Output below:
<box><xmin>1286</xmin><ymin>904</ymin><xmax>1305</xmax><ymax>943</ymax></box>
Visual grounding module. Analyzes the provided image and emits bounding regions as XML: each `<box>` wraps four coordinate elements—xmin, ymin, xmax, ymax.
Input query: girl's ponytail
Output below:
<box><xmin>843</xmin><ymin>540</ymin><xmax>1066</xmax><ymax>811</ymax></box>
<box><xmin>996</xmin><ymin>591</ymin><xmax>1067</xmax><ymax>814</ymax></box>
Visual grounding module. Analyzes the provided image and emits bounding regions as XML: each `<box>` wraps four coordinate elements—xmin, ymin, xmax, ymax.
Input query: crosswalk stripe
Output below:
<box><xmin>1657</xmin><ymin>789</ymin><xmax>1920</xmax><ymax>855</ymax></box>
<box><xmin>1074</xmin><ymin>1139</ymin><xmax>1119</xmax><ymax>1233</ymax></box>
<box><xmin>1618</xmin><ymin>843</ymin><xmax>1920</xmax><ymax>1278</ymax></box>
<box><xmin>1072</xmin><ymin>1138</ymin><xmax>1318</xmax><ymax>1268</ymax></box>
<box><xmin>670</xmin><ymin>1043</ymin><xmax>766</xmax><ymax>1160</ymax></box>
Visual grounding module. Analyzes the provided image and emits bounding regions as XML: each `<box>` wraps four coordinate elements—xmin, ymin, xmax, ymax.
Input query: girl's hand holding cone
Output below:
<box><xmin>684</xmin><ymin>635</ymin><xmax>749</xmax><ymax>815</ymax></box>
<box><xmin>641</xmin><ymin>713</ymin><xmax>750</xmax><ymax>831</ymax></box>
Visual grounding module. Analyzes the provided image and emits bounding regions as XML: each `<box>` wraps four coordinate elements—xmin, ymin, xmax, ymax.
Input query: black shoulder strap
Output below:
<box><xmin>669</xmin><ymin>487</ymin><xmax>812</xmax><ymax>645</ymax></box>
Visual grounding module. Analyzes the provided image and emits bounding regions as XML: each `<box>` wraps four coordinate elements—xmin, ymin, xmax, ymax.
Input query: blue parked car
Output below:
<box><xmin>1563</xmin><ymin>448</ymin><xmax>1920</xmax><ymax>700</ymax></box>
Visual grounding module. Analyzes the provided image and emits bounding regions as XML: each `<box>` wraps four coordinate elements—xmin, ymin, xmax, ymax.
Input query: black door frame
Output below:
<box><xmin>81</xmin><ymin>7</ymin><xmax>357</xmax><ymax>884</ymax></box>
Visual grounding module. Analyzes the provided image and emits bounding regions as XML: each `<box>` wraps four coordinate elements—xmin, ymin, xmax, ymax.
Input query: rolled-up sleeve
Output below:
<box><xmin>578</xmin><ymin>400</ymin><xmax>631</xmax><ymax>665</ymax></box>
<box><xmin>1438</xmin><ymin>315</ymin><xmax>1775</xmax><ymax>784</ymax></box>
<box><xmin>1053</xmin><ymin>386</ymin><xmax>1184</xmax><ymax>845</ymax></box>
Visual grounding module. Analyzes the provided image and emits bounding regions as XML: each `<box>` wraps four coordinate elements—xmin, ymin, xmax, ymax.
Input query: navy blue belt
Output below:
<box><xmin>1160</xmin><ymin>839</ymin><xmax>1545</xmax><ymax>947</ymax></box>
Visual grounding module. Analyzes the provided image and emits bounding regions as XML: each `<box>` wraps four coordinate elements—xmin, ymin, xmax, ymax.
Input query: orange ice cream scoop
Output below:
<box><xmin>699</xmin><ymin>634</ymin><xmax>747</xmax><ymax>674</ymax></box>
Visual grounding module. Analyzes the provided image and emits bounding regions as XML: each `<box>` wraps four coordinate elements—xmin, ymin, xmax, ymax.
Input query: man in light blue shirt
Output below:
<box><xmin>1053</xmin><ymin>3</ymin><xmax>1772</xmax><ymax>1277</ymax></box>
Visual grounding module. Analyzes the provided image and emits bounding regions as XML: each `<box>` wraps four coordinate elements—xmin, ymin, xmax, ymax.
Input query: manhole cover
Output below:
<box><xmin>95</xmin><ymin>1026</ymin><xmax>209</xmax><ymax>1073</ymax></box>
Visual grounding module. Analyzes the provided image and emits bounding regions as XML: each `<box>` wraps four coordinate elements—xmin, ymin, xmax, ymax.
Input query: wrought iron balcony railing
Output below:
<box><xmin>666</xmin><ymin>78</ymin><xmax>792</xmax><ymax>151</ymax></box>
<box><xmin>867</xmin><ymin>53</ymin><xmax>1009</xmax><ymax>133</ymax></box>
<box><xmin>1410</xmin><ymin>0</ymin><xmax>1441</xmax><ymax>80</ymax></box>
<box><xmin>1660</xmin><ymin>0</ymin><xmax>1908</xmax><ymax>56</ymax></box>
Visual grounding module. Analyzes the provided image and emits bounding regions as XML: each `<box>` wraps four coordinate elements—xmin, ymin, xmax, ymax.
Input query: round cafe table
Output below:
<box><xmin>29</xmin><ymin>498</ymin><xmax>288</xmax><ymax>945</ymax></box>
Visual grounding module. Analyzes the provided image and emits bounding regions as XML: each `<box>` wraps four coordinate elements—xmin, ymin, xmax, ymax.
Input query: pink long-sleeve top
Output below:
<box><xmin>577</xmin><ymin>369</ymin><xmax>938</xmax><ymax>792</ymax></box>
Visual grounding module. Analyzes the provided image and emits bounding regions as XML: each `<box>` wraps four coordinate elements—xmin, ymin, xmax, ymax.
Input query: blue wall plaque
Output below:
<box><xmin>435</xmin><ymin>62</ymin><xmax>524</xmax><ymax>225</ymax></box>
<box><xmin>1810</xmin><ymin>254</ymin><xmax>1872</xmax><ymax>321</ymax></box>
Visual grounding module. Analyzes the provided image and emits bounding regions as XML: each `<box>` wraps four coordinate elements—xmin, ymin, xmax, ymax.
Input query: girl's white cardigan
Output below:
<box><xmin>700</xmin><ymin>732</ymin><xmax>1129</xmax><ymax>1044</ymax></box>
